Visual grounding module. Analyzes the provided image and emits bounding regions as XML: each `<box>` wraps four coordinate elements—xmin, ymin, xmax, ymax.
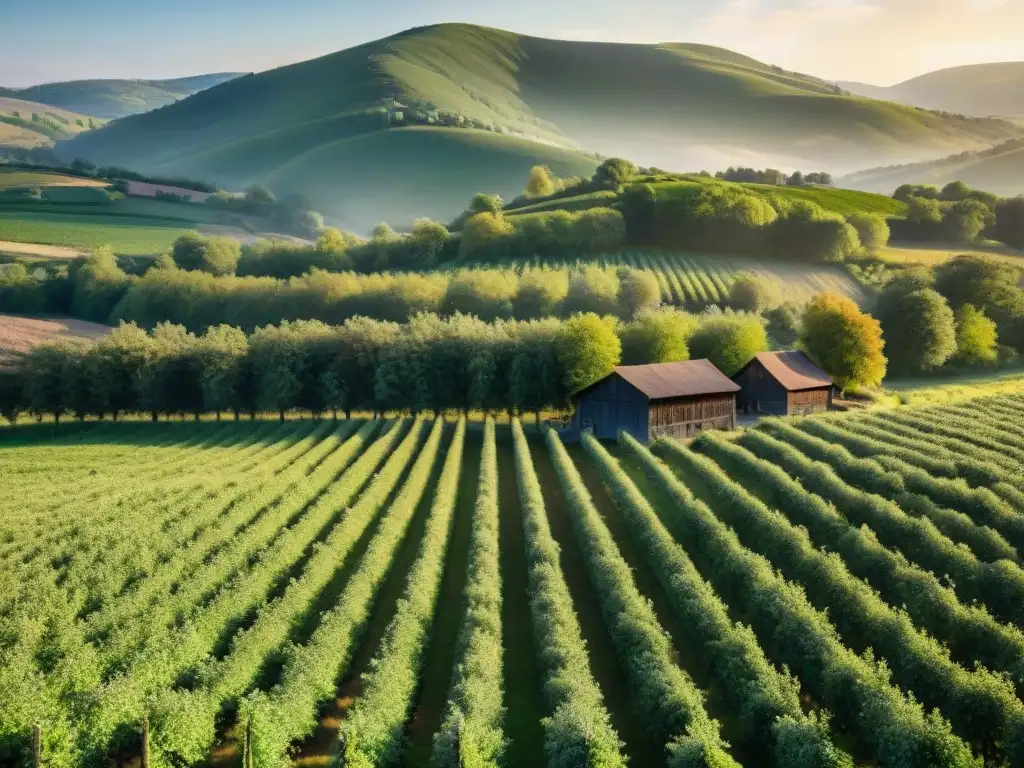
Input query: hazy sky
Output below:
<box><xmin>3</xmin><ymin>0</ymin><xmax>1023</xmax><ymax>87</ymax></box>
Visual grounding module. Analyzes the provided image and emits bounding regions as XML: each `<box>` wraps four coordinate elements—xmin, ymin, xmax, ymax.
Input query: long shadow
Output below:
<box><xmin>404</xmin><ymin>430</ymin><xmax>482</xmax><ymax>767</ymax></box>
<box><xmin>619</xmin><ymin>445</ymin><xmax>870</xmax><ymax>765</ymax></box>
<box><xmin>288</xmin><ymin>424</ymin><xmax>451</xmax><ymax>767</ymax></box>
<box><xmin>496</xmin><ymin>430</ymin><xmax>547</xmax><ymax>768</ymax></box>
<box><xmin>527</xmin><ymin>437</ymin><xmax>662</xmax><ymax>766</ymax></box>
<box><xmin>569</xmin><ymin>443</ymin><xmax>761</xmax><ymax>768</ymax></box>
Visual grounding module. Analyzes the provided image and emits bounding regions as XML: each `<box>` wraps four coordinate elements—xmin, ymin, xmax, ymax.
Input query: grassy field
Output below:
<box><xmin>65</xmin><ymin>23</ymin><xmax>1022</xmax><ymax>230</ymax></box>
<box><xmin>0</xmin><ymin>168</ymin><xmax>109</xmax><ymax>189</ymax></box>
<box><xmin>0</xmin><ymin>177</ymin><xmax>255</xmax><ymax>255</ymax></box>
<box><xmin>3</xmin><ymin>394</ymin><xmax>1024</xmax><ymax>767</ymax></box>
<box><xmin>0</xmin><ymin>211</ymin><xmax>194</xmax><ymax>255</ymax></box>
<box><xmin>880</xmin><ymin>242</ymin><xmax>1024</xmax><ymax>267</ymax></box>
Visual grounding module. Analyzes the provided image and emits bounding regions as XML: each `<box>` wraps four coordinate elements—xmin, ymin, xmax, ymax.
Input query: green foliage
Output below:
<box><xmin>510</xmin><ymin>419</ymin><xmax>625</xmax><ymax>768</ymax></box>
<box><xmin>340</xmin><ymin>418</ymin><xmax>466</xmax><ymax>767</ymax></box>
<box><xmin>994</xmin><ymin>196</ymin><xmax>1024</xmax><ymax>249</ymax></box>
<box><xmin>954</xmin><ymin>304</ymin><xmax>999</xmax><ymax>365</ymax></box>
<box><xmin>876</xmin><ymin>288</ymin><xmax>957</xmax><ymax>374</ymax></box>
<box><xmin>688</xmin><ymin>311</ymin><xmax>767</xmax><ymax>376</ymax></box>
<box><xmin>442</xmin><ymin>270</ymin><xmax>518</xmax><ymax>321</ymax></box>
<box><xmin>592</xmin><ymin>158</ymin><xmax>637</xmax><ymax>190</ymax></box>
<box><xmin>846</xmin><ymin>212</ymin><xmax>890</xmax><ymax>252</ymax></box>
<box><xmin>433</xmin><ymin>418</ymin><xmax>505</xmax><ymax>767</ymax></box>
<box><xmin>526</xmin><ymin>165</ymin><xmax>556</xmax><ymax>198</ymax></box>
<box><xmin>555</xmin><ymin>313</ymin><xmax>621</xmax><ymax>393</ymax></box>
<box><xmin>728</xmin><ymin>272</ymin><xmax>781</xmax><ymax>313</ymax></box>
<box><xmin>800</xmin><ymin>293</ymin><xmax>886</xmax><ymax>390</ymax></box>
<box><xmin>171</xmin><ymin>232</ymin><xmax>242</xmax><ymax>276</ymax></box>
<box><xmin>243</xmin><ymin>418</ymin><xmax>443</xmax><ymax>767</ymax></box>
<box><xmin>618</xmin><ymin>307</ymin><xmax>696</xmax><ymax>365</ymax></box>
<box><xmin>591</xmin><ymin>433</ymin><xmax>850</xmax><ymax>768</ymax></box>
<box><xmin>562</xmin><ymin>266</ymin><xmax>620</xmax><ymax>316</ymax></box>
<box><xmin>546</xmin><ymin>430</ymin><xmax>738</xmax><ymax>765</ymax></box>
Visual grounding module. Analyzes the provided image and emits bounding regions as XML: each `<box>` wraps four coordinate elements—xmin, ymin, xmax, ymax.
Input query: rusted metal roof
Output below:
<box><xmin>743</xmin><ymin>350</ymin><xmax>833</xmax><ymax>391</ymax></box>
<box><xmin>613</xmin><ymin>359</ymin><xmax>740</xmax><ymax>400</ymax></box>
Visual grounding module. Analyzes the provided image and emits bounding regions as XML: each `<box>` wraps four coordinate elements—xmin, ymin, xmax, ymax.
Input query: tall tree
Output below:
<box><xmin>556</xmin><ymin>313</ymin><xmax>620</xmax><ymax>394</ymax></box>
<box><xmin>800</xmin><ymin>293</ymin><xmax>886</xmax><ymax>391</ymax></box>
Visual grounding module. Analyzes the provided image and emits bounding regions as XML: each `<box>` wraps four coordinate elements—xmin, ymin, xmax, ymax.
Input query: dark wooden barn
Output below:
<box><xmin>569</xmin><ymin>359</ymin><xmax>739</xmax><ymax>443</ymax></box>
<box><xmin>732</xmin><ymin>350</ymin><xmax>834</xmax><ymax>417</ymax></box>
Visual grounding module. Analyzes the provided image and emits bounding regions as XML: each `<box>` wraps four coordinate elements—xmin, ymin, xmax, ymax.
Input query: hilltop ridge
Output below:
<box><xmin>65</xmin><ymin>23</ymin><xmax>1024</xmax><ymax>229</ymax></box>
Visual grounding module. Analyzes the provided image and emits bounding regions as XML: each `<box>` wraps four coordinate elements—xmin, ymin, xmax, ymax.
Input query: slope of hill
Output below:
<box><xmin>65</xmin><ymin>23</ymin><xmax>1024</xmax><ymax>230</ymax></box>
<box><xmin>839</xmin><ymin>138</ymin><xmax>1024</xmax><ymax>196</ymax></box>
<box><xmin>0</xmin><ymin>96</ymin><xmax>98</xmax><ymax>148</ymax></box>
<box><xmin>840</xmin><ymin>62</ymin><xmax>1024</xmax><ymax>119</ymax></box>
<box><xmin>5</xmin><ymin>73</ymin><xmax>244</xmax><ymax>120</ymax></box>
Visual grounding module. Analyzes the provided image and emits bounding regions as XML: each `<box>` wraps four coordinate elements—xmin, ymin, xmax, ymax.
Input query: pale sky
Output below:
<box><xmin>2</xmin><ymin>0</ymin><xmax>1023</xmax><ymax>87</ymax></box>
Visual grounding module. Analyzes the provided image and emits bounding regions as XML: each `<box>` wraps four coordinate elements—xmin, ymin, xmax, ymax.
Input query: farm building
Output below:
<box><xmin>569</xmin><ymin>360</ymin><xmax>739</xmax><ymax>443</ymax></box>
<box><xmin>732</xmin><ymin>350</ymin><xmax>834</xmax><ymax>417</ymax></box>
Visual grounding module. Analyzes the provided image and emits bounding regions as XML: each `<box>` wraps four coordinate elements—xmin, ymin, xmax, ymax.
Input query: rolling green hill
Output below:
<box><xmin>0</xmin><ymin>96</ymin><xmax>99</xmax><ymax>148</ymax></box>
<box><xmin>4</xmin><ymin>73</ymin><xmax>245</xmax><ymax>120</ymax></box>
<box><xmin>841</xmin><ymin>62</ymin><xmax>1024</xmax><ymax>120</ymax></box>
<box><xmin>839</xmin><ymin>138</ymin><xmax>1024</xmax><ymax>197</ymax></box>
<box><xmin>65</xmin><ymin>23</ymin><xmax>1023</xmax><ymax>231</ymax></box>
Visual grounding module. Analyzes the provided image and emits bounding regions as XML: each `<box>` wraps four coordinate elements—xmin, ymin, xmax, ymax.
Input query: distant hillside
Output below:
<box><xmin>5</xmin><ymin>73</ymin><xmax>245</xmax><ymax>120</ymax></box>
<box><xmin>840</xmin><ymin>62</ymin><xmax>1024</xmax><ymax>119</ymax></box>
<box><xmin>0</xmin><ymin>96</ymin><xmax>98</xmax><ymax>148</ymax></box>
<box><xmin>66</xmin><ymin>23</ymin><xmax>1023</xmax><ymax>230</ymax></box>
<box><xmin>839</xmin><ymin>138</ymin><xmax>1024</xmax><ymax>197</ymax></box>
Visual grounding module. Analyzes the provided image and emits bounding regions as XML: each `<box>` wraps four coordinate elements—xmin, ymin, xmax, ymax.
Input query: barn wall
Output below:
<box><xmin>734</xmin><ymin>361</ymin><xmax>789</xmax><ymax>415</ymax></box>
<box><xmin>575</xmin><ymin>373</ymin><xmax>649</xmax><ymax>442</ymax></box>
<box><xmin>648</xmin><ymin>394</ymin><xmax>736</xmax><ymax>440</ymax></box>
<box><xmin>787</xmin><ymin>388</ymin><xmax>831</xmax><ymax>416</ymax></box>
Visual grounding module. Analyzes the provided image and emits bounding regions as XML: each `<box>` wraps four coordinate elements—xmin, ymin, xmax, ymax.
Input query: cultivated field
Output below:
<box><xmin>3</xmin><ymin>394</ymin><xmax>1024</xmax><ymax>767</ymax></box>
<box><xmin>0</xmin><ymin>313</ymin><xmax>110</xmax><ymax>366</ymax></box>
<box><xmin>497</xmin><ymin>249</ymin><xmax>867</xmax><ymax>307</ymax></box>
<box><xmin>0</xmin><ymin>168</ymin><xmax>109</xmax><ymax>189</ymax></box>
<box><xmin>0</xmin><ymin>211</ymin><xmax>196</xmax><ymax>256</ymax></box>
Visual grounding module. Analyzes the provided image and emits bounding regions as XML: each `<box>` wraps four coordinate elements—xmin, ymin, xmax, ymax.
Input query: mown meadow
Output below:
<box><xmin>3</xmin><ymin>393</ymin><xmax>1024</xmax><ymax>767</ymax></box>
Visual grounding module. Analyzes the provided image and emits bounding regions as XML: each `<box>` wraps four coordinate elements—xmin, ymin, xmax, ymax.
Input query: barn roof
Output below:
<box><xmin>737</xmin><ymin>350</ymin><xmax>833</xmax><ymax>391</ymax></box>
<box><xmin>611</xmin><ymin>359</ymin><xmax>741</xmax><ymax>400</ymax></box>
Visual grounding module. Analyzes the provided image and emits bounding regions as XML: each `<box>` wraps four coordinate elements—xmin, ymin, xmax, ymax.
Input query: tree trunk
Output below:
<box><xmin>279</xmin><ymin>409</ymin><xmax>285</xmax><ymax>422</ymax></box>
<box><xmin>194</xmin><ymin>412</ymin><xmax>200</xmax><ymax>422</ymax></box>
<box><xmin>141</xmin><ymin>713</ymin><xmax>150</xmax><ymax>768</ymax></box>
<box><xmin>151</xmin><ymin>411</ymin><xmax>159</xmax><ymax>423</ymax></box>
<box><xmin>216</xmin><ymin>410</ymin><xmax>222</xmax><ymax>422</ymax></box>
<box><xmin>332</xmin><ymin>408</ymin><xmax>338</xmax><ymax>421</ymax></box>
<box><xmin>53</xmin><ymin>411</ymin><xmax>60</xmax><ymax>426</ymax></box>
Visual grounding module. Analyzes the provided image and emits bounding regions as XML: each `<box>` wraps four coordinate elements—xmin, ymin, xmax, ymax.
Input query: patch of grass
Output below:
<box><xmin>0</xmin><ymin>211</ymin><xmax>193</xmax><ymax>255</ymax></box>
<box><xmin>879</xmin><ymin>366</ymin><xmax>1024</xmax><ymax>407</ymax></box>
<box><xmin>880</xmin><ymin>243</ymin><xmax>1024</xmax><ymax>267</ymax></box>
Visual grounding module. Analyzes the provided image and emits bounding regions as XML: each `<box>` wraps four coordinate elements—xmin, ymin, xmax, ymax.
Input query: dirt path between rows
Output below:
<box><xmin>0</xmin><ymin>239</ymin><xmax>87</xmax><ymax>258</ymax></box>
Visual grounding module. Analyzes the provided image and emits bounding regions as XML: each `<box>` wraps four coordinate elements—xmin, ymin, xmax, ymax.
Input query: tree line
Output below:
<box><xmin>0</xmin><ymin>303</ymin><xmax>786</xmax><ymax>424</ymax></box>
<box><xmin>892</xmin><ymin>181</ymin><xmax>1024</xmax><ymax>249</ymax></box>
<box><xmin>715</xmin><ymin>167</ymin><xmax>833</xmax><ymax>186</ymax></box>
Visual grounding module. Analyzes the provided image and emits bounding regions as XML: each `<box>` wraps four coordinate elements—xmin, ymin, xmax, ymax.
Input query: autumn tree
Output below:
<box><xmin>800</xmin><ymin>293</ymin><xmax>886</xmax><ymax>391</ymax></box>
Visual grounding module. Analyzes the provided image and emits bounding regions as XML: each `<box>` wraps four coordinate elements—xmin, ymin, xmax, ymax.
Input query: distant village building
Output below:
<box><xmin>570</xmin><ymin>360</ymin><xmax>739</xmax><ymax>443</ymax></box>
<box><xmin>732</xmin><ymin>350</ymin><xmax>834</xmax><ymax>417</ymax></box>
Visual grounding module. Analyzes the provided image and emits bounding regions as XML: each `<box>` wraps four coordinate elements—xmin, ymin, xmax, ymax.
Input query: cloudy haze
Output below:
<box><xmin>2</xmin><ymin>0</ymin><xmax>1022</xmax><ymax>87</ymax></box>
